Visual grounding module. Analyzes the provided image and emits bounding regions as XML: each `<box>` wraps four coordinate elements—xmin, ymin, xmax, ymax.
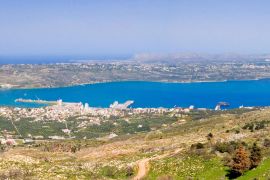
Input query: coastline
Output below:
<box><xmin>0</xmin><ymin>78</ymin><xmax>267</xmax><ymax>90</ymax></box>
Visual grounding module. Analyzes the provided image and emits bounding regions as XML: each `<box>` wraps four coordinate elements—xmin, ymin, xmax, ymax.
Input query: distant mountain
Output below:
<box><xmin>132</xmin><ymin>53</ymin><xmax>270</xmax><ymax>64</ymax></box>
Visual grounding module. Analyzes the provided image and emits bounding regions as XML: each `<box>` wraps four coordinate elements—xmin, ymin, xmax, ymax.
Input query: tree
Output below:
<box><xmin>229</xmin><ymin>146</ymin><xmax>251</xmax><ymax>177</ymax></box>
<box><xmin>249</xmin><ymin>143</ymin><xmax>262</xmax><ymax>169</ymax></box>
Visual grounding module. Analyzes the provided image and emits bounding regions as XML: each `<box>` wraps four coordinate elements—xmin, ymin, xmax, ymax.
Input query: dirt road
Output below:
<box><xmin>133</xmin><ymin>148</ymin><xmax>182</xmax><ymax>180</ymax></box>
<box><xmin>133</xmin><ymin>158</ymin><xmax>150</xmax><ymax>180</ymax></box>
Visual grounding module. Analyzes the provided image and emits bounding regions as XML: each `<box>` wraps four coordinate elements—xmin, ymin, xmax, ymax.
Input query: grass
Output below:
<box><xmin>147</xmin><ymin>152</ymin><xmax>270</xmax><ymax>180</ymax></box>
<box><xmin>238</xmin><ymin>157</ymin><xmax>270</xmax><ymax>180</ymax></box>
<box><xmin>147</xmin><ymin>155</ymin><xmax>227</xmax><ymax>179</ymax></box>
<box><xmin>0</xmin><ymin>158</ymin><xmax>100</xmax><ymax>179</ymax></box>
<box><xmin>195</xmin><ymin>158</ymin><xmax>228</xmax><ymax>179</ymax></box>
<box><xmin>147</xmin><ymin>156</ymin><xmax>270</xmax><ymax>180</ymax></box>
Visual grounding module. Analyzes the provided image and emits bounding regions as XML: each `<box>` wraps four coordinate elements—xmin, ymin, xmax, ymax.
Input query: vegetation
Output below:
<box><xmin>238</xmin><ymin>158</ymin><xmax>270</xmax><ymax>179</ymax></box>
<box><xmin>99</xmin><ymin>165</ymin><xmax>134</xmax><ymax>179</ymax></box>
<box><xmin>249</xmin><ymin>143</ymin><xmax>262</xmax><ymax>169</ymax></box>
<box><xmin>227</xmin><ymin>146</ymin><xmax>251</xmax><ymax>178</ymax></box>
<box><xmin>264</xmin><ymin>138</ymin><xmax>270</xmax><ymax>148</ymax></box>
<box><xmin>0</xmin><ymin>113</ymin><xmax>179</xmax><ymax>140</ymax></box>
<box><xmin>214</xmin><ymin>141</ymin><xmax>246</xmax><ymax>154</ymax></box>
<box><xmin>40</xmin><ymin>141</ymin><xmax>81</xmax><ymax>153</ymax></box>
<box><xmin>1</xmin><ymin>108</ymin><xmax>270</xmax><ymax>179</ymax></box>
<box><xmin>147</xmin><ymin>156</ymin><xmax>227</xmax><ymax>179</ymax></box>
<box><xmin>242</xmin><ymin>120</ymin><xmax>270</xmax><ymax>132</ymax></box>
<box><xmin>3</xmin><ymin>61</ymin><xmax>270</xmax><ymax>89</ymax></box>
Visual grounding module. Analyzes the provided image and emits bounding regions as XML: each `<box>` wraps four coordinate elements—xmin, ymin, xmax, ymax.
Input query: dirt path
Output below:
<box><xmin>133</xmin><ymin>149</ymin><xmax>182</xmax><ymax>180</ymax></box>
<box><xmin>133</xmin><ymin>148</ymin><xmax>182</xmax><ymax>180</ymax></box>
<box><xmin>133</xmin><ymin>158</ymin><xmax>150</xmax><ymax>180</ymax></box>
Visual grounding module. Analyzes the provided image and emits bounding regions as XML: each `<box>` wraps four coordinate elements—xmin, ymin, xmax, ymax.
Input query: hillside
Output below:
<box><xmin>1</xmin><ymin>108</ymin><xmax>270</xmax><ymax>179</ymax></box>
<box><xmin>2</xmin><ymin>60</ymin><xmax>270</xmax><ymax>89</ymax></box>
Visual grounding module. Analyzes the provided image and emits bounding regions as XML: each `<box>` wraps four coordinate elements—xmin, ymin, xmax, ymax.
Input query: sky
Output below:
<box><xmin>0</xmin><ymin>0</ymin><xmax>270</xmax><ymax>59</ymax></box>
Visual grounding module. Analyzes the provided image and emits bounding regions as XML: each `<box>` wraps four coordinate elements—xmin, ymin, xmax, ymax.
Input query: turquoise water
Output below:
<box><xmin>1</xmin><ymin>80</ymin><xmax>270</xmax><ymax>109</ymax></box>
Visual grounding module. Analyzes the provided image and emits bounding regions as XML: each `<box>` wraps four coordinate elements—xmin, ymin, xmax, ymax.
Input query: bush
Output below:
<box><xmin>41</xmin><ymin>142</ymin><xmax>81</xmax><ymax>153</ymax></box>
<box><xmin>214</xmin><ymin>141</ymin><xmax>244</xmax><ymax>154</ymax></box>
<box><xmin>214</xmin><ymin>142</ymin><xmax>234</xmax><ymax>153</ymax></box>
<box><xmin>227</xmin><ymin>146</ymin><xmax>251</xmax><ymax>178</ymax></box>
<box><xmin>125</xmin><ymin>166</ymin><xmax>134</xmax><ymax>177</ymax></box>
<box><xmin>235</xmin><ymin>129</ymin><xmax>240</xmax><ymax>134</ymax></box>
<box><xmin>243</xmin><ymin>123</ymin><xmax>254</xmax><ymax>131</ymax></box>
<box><xmin>242</xmin><ymin>120</ymin><xmax>269</xmax><ymax>132</ymax></box>
<box><xmin>226</xmin><ymin>142</ymin><xmax>263</xmax><ymax>178</ymax></box>
<box><xmin>206</xmin><ymin>133</ymin><xmax>213</xmax><ymax>140</ymax></box>
<box><xmin>264</xmin><ymin>138</ymin><xmax>270</xmax><ymax>148</ymax></box>
<box><xmin>249</xmin><ymin>143</ymin><xmax>262</xmax><ymax>169</ymax></box>
<box><xmin>0</xmin><ymin>143</ymin><xmax>7</xmax><ymax>152</ymax></box>
<box><xmin>191</xmin><ymin>143</ymin><xmax>204</xmax><ymax>150</ymax></box>
<box><xmin>190</xmin><ymin>143</ymin><xmax>207</xmax><ymax>156</ymax></box>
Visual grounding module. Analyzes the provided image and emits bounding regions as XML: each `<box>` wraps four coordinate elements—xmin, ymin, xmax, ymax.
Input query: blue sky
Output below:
<box><xmin>0</xmin><ymin>0</ymin><xmax>269</xmax><ymax>57</ymax></box>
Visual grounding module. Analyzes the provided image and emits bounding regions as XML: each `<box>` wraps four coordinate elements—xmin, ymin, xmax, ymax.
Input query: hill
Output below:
<box><xmin>1</xmin><ymin>108</ymin><xmax>270</xmax><ymax>179</ymax></box>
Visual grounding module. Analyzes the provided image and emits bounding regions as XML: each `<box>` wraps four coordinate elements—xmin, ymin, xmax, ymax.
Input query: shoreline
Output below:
<box><xmin>0</xmin><ymin>78</ymin><xmax>267</xmax><ymax>90</ymax></box>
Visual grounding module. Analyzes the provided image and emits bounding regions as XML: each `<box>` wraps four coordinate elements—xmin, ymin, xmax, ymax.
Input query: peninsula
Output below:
<box><xmin>1</xmin><ymin>54</ymin><xmax>270</xmax><ymax>89</ymax></box>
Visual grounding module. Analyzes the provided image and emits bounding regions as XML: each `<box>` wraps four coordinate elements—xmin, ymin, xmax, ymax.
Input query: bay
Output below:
<box><xmin>1</xmin><ymin>80</ymin><xmax>270</xmax><ymax>109</ymax></box>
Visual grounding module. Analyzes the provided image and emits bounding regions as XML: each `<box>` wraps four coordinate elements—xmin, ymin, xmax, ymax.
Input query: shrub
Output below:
<box><xmin>190</xmin><ymin>142</ymin><xmax>207</xmax><ymax>156</ymax></box>
<box><xmin>0</xmin><ymin>143</ymin><xmax>7</xmax><ymax>152</ymax></box>
<box><xmin>263</xmin><ymin>138</ymin><xmax>270</xmax><ymax>148</ymax></box>
<box><xmin>214</xmin><ymin>142</ymin><xmax>234</xmax><ymax>153</ymax></box>
<box><xmin>243</xmin><ymin>123</ymin><xmax>254</xmax><ymax>131</ymax></box>
<box><xmin>235</xmin><ymin>129</ymin><xmax>240</xmax><ymax>134</ymax></box>
<box><xmin>41</xmin><ymin>142</ymin><xmax>81</xmax><ymax>153</ymax></box>
<box><xmin>125</xmin><ymin>166</ymin><xmax>134</xmax><ymax>177</ymax></box>
<box><xmin>206</xmin><ymin>133</ymin><xmax>213</xmax><ymax>140</ymax></box>
<box><xmin>214</xmin><ymin>141</ymin><xmax>243</xmax><ymax>154</ymax></box>
<box><xmin>191</xmin><ymin>143</ymin><xmax>204</xmax><ymax>150</ymax></box>
<box><xmin>227</xmin><ymin>146</ymin><xmax>250</xmax><ymax>178</ymax></box>
<box><xmin>242</xmin><ymin>120</ymin><xmax>269</xmax><ymax>132</ymax></box>
<box><xmin>249</xmin><ymin>143</ymin><xmax>262</xmax><ymax>169</ymax></box>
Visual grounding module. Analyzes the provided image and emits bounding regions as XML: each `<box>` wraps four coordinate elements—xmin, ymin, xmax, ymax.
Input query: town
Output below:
<box><xmin>0</xmin><ymin>99</ymin><xmax>197</xmax><ymax>144</ymax></box>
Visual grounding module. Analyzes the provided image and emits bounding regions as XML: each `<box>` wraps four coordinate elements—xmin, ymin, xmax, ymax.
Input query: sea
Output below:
<box><xmin>1</xmin><ymin>80</ymin><xmax>270</xmax><ymax>109</ymax></box>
